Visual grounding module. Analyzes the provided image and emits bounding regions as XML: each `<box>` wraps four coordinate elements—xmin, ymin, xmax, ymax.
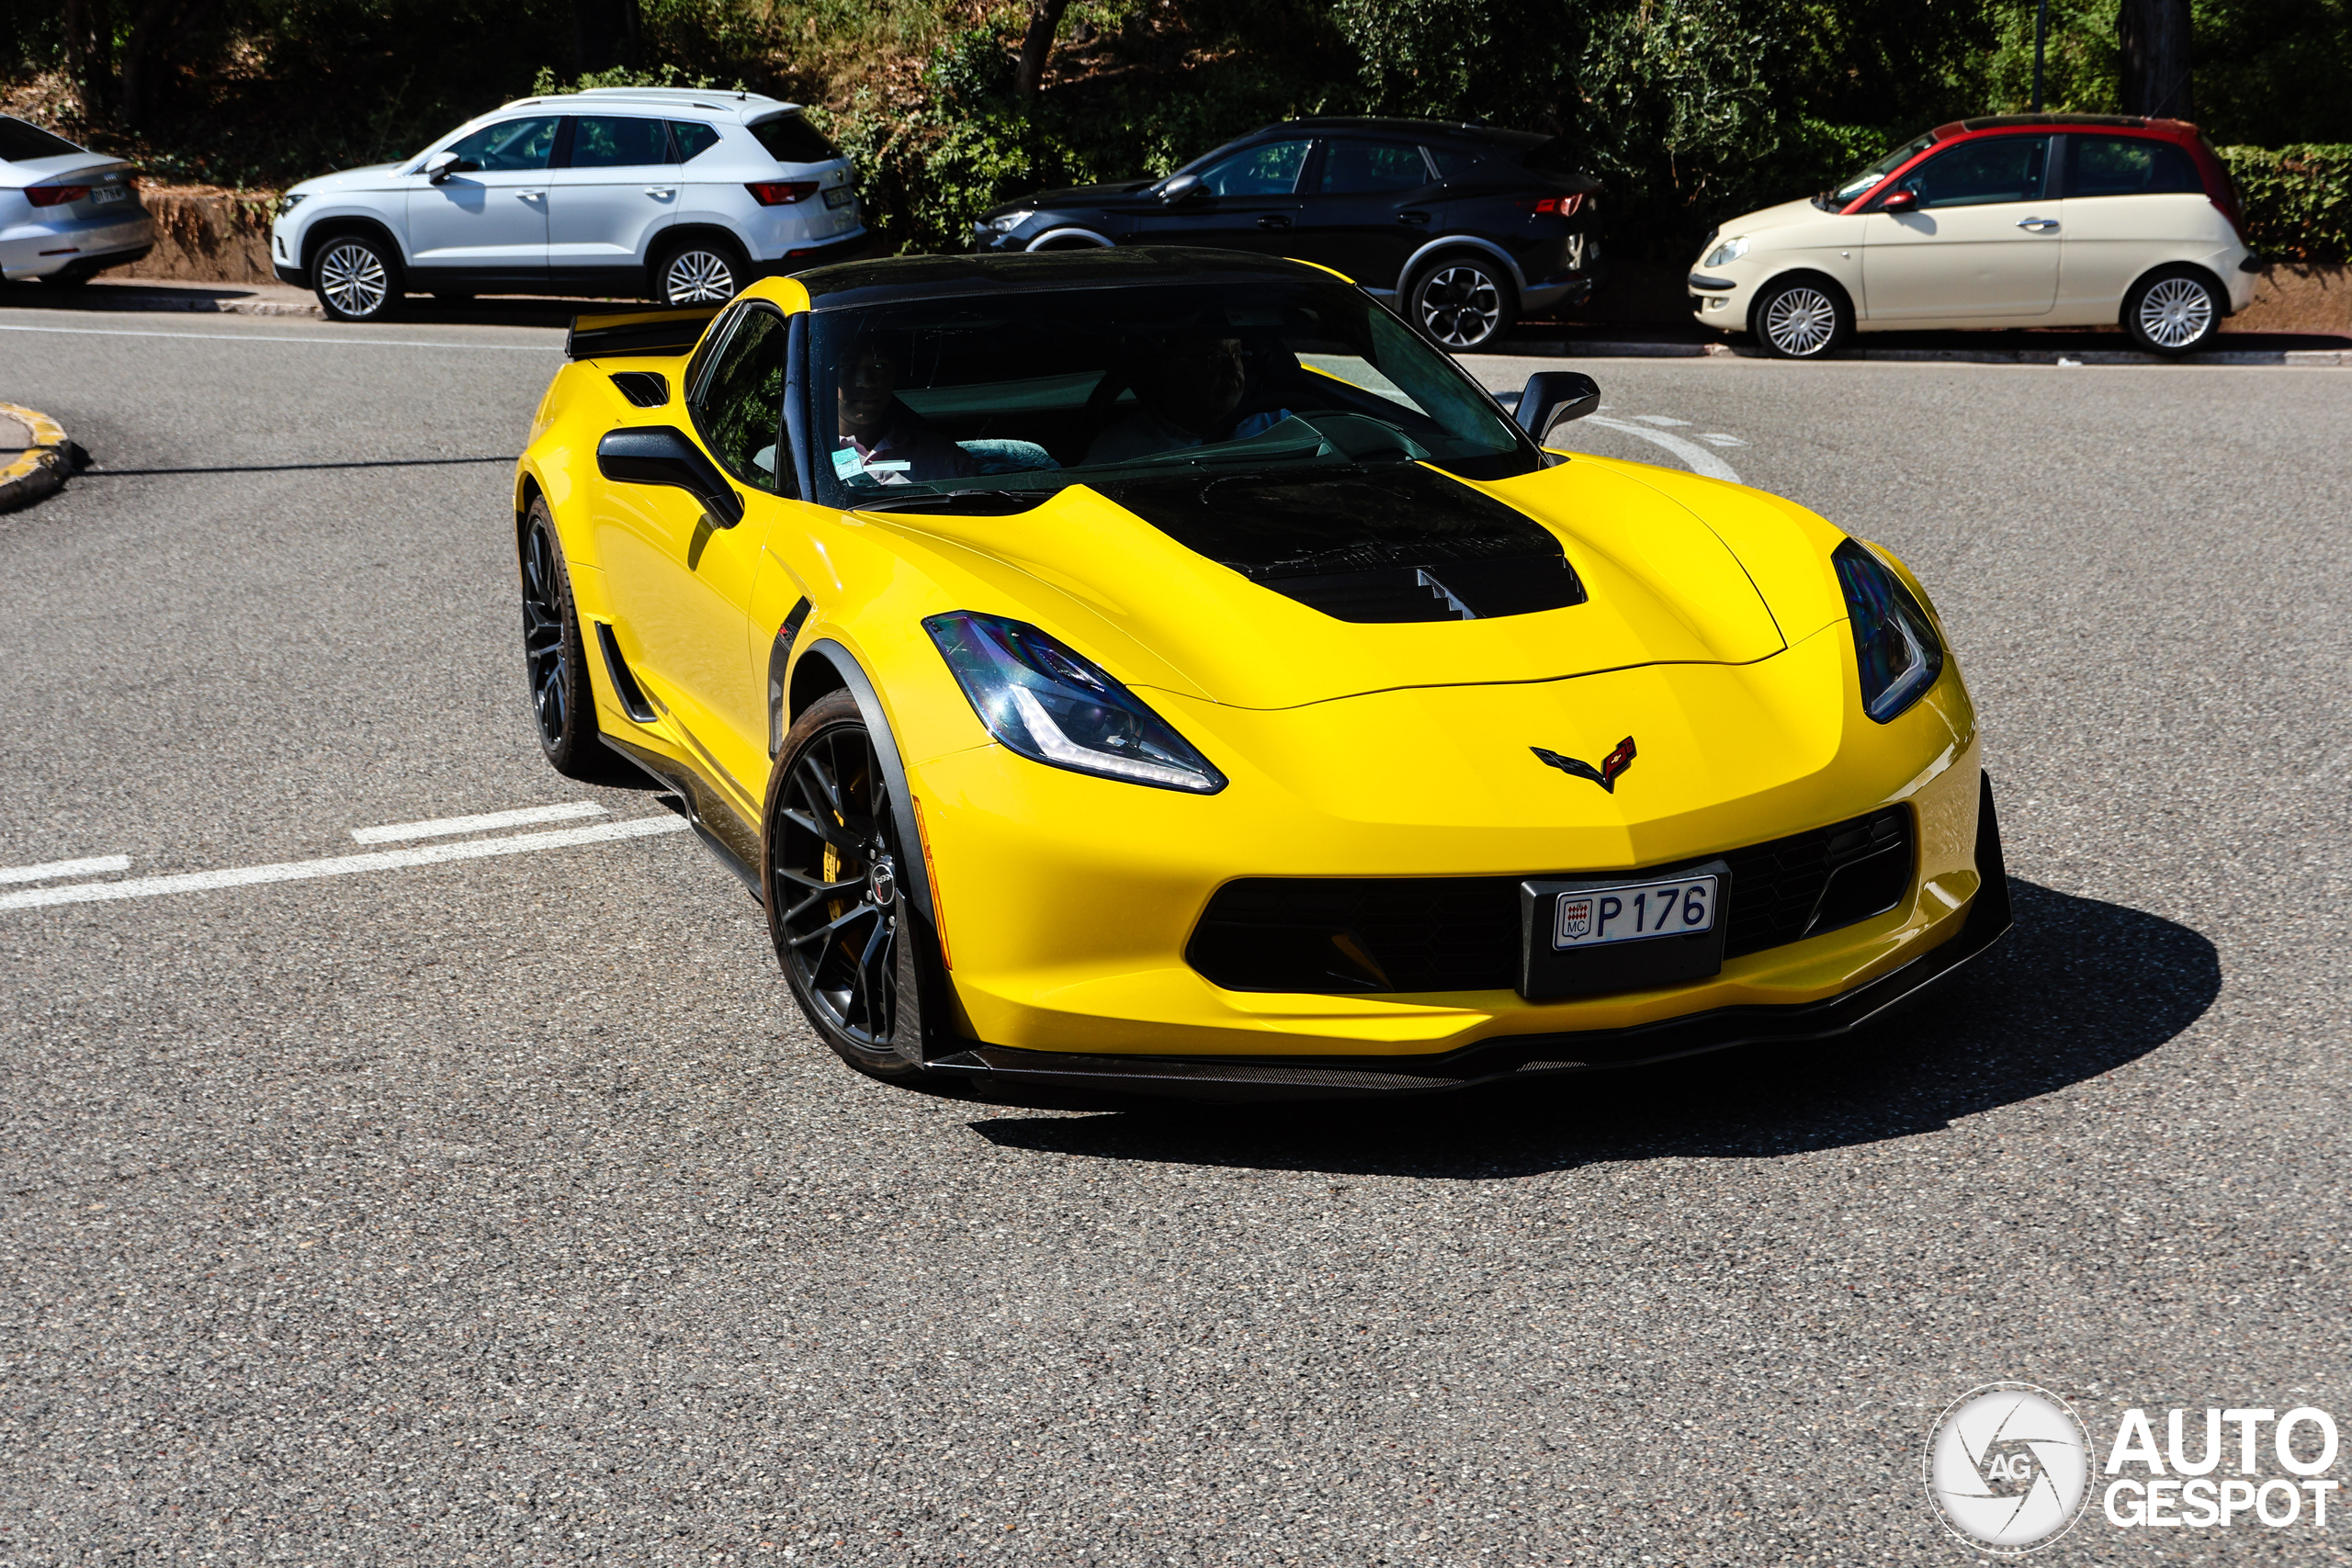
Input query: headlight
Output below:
<box><xmin>924</xmin><ymin>612</ymin><xmax>1227</xmax><ymax>793</ymax></box>
<box><xmin>1833</xmin><ymin>539</ymin><xmax>1944</xmax><ymax>723</ymax></box>
<box><xmin>1702</xmin><ymin>234</ymin><xmax>1749</xmax><ymax>268</ymax></box>
<box><xmin>275</xmin><ymin>192</ymin><xmax>307</xmax><ymax>219</ymax></box>
<box><xmin>976</xmin><ymin>209</ymin><xmax>1034</xmax><ymax>235</ymax></box>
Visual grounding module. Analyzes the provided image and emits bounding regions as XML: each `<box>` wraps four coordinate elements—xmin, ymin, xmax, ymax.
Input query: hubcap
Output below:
<box><xmin>665</xmin><ymin>250</ymin><xmax>736</xmax><ymax>305</ymax></box>
<box><xmin>2138</xmin><ymin>277</ymin><xmax>2213</xmax><ymax>349</ymax></box>
<box><xmin>320</xmin><ymin>242</ymin><xmax>389</xmax><ymax>318</ymax></box>
<box><xmin>1418</xmin><ymin>265</ymin><xmax>1503</xmax><ymax>349</ymax></box>
<box><xmin>774</xmin><ymin>727</ymin><xmax>899</xmax><ymax>1051</ymax></box>
<box><xmin>520</xmin><ymin>524</ymin><xmax>568</xmax><ymax>746</ymax></box>
<box><xmin>1764</xmin><ymin>287</ymin><xmax>1838</xmax><ymax>355</ymax></box>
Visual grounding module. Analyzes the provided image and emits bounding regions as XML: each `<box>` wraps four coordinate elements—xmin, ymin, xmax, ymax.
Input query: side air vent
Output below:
<box><xmin>594</xmin><ymin>622</ymin><xmax>659</xmax><ymax>723</ymax></box>
<box><xmin>609</xmin><ymin>370</ymin><xmax>670</xmax><ymax>408</ymax></box>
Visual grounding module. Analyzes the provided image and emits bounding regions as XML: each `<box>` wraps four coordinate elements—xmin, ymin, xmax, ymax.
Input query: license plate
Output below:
<box><xmin>92</xmin><ymin>186</ymin><xmax>128</xmax><ymax>203</ymax></box>
<box><xmin>822</xmin><ymin>186</ymin><xmax>854</xmax><ymax>209</ymax></box>
<box><xmin>1553</xmin><ymin>874</ymin><xmax>1716</xmax><ymax>950</ymax></box>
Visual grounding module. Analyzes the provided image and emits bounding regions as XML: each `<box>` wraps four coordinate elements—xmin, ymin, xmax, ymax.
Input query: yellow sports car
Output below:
<box><xmin>514</xmin><ymin>249</ymin><xmax>2008</xmax><ymax>1099</ymax></box>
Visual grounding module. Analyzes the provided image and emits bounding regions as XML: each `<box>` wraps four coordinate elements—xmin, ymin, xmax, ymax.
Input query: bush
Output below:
<box><xmin>2221</xmin><ymin>145</ymin><xmax>2352</xmax><ymax>263</ymax></box>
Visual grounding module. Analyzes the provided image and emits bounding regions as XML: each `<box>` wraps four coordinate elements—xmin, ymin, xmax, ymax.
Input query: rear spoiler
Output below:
<box><xmin>565</xmin><ymin>304</ymin><xmax>723</xmax><ymax>361</ymax></box>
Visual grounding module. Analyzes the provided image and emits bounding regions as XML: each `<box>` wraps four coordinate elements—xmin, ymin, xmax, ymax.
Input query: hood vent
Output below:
<box><xmin>1095</xmin><ymin>464</ymin><xmax>1587</xmax><ymax>624</ymax></box>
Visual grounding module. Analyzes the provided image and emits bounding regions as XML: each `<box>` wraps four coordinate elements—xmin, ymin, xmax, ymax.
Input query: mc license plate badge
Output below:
<box><xmin>92</xmin><ymin>186</ymin><xmax>128</xmax><ymax>203</ymax></box>
<box><xmin>1519</xmin><ymin>862</ymin><xmax>1731</xmax><ymax>1000</ymax></box>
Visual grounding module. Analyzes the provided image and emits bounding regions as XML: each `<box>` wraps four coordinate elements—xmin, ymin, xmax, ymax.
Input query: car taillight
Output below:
<box><xmin>745</xmin><ymin>180</ymin><xmax>820</xmax><ymax>206</ymax></box>
<box><xmin>1516</xmin><ymin>192</ymin><xmax>1584</xmax><ymax>217</ymax></box>
<box><xmin>27</xmin><ymin>184</ymin><xmax>90</xmax><ymax>208</ymax></box>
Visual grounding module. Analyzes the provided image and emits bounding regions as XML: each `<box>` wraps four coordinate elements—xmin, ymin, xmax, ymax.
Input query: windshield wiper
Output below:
<box><xmin>848</xmin><ymin>487</ymin><xmax>1042</xmax><ymax>514</ymax></box>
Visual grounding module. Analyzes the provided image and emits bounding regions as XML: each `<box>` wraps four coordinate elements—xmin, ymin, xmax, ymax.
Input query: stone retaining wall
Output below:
<box><xmin>101</xmin><ymin>185</ymin><xmax>2352</xmax><ymax>333</ymax></box>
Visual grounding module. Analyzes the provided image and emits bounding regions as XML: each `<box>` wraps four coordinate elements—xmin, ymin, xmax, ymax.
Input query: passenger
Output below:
<box><xmin>833</xmin><ymin>339</ymin><xmax>978</xmax><ymax>486</ymax></box>
<box><xmin>1084</xmin><ymin>331</ymin><xmax>1293</xmax><ymax>465</ymax></box>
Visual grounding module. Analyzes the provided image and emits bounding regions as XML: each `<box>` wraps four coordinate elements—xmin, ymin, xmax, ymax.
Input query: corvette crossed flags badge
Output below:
<box><xmin>1532</xmin><ymin>736</ymin><xmax>1636</xmax><ymax>793</ymax></box>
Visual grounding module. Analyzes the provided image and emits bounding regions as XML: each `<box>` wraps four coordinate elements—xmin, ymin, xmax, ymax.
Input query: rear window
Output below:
<box><xmin>1425</xmin><ymin>146</ymin><xmax>1484</xmax><ymax>178</ymax></box>
<box><xmin>2068</xmin><ymin>135</ymin><xmax>2204</xmax><ymax>198</ymax></box>
<box><xmin>1521</xmin><ymin>137</ymin><xmax>1585</xmax><ymax>177</ymax></box>
<box><xmin>749</xmin><ymin>114</ymin><xmax>840</xmax><ymax>166</ymax></box>
<box><xmin>0</xmin><ymin>116</ymin><xmax>83</xmax><ymax>162</ymax></box>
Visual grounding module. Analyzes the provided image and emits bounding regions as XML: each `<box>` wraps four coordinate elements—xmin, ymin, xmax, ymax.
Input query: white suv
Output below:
<box><xmin>270</xmin><ymin>88</ymin><xmax>865</xmax><ymax>321</ymax></box>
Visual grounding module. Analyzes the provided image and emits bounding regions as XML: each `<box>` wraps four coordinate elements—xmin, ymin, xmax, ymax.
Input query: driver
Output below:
<box><xmin>1084</xmin><ymin>328</ymin><xmax>1293</xmax><ymax>465</ymax></box>
<box><xmin>834</xmin><ymin>337</ymin><xmax>978</xmax><ymax>485</ymax></box>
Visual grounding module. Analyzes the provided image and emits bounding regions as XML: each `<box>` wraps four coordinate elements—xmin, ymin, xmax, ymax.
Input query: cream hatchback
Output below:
<box><xmin>1689</xmin><ymin>114</ymin><xmax>2256</xmax><ymax>357</ymax></box>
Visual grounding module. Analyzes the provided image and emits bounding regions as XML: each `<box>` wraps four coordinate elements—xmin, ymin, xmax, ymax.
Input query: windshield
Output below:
<box><xmin>1820</xmin><ymin>131</ymin><xmax>1938</xmax><ymax>208</ymax></box>
<box><xmin>805</xmin><ymin>277</ymin><xmax>1539</xmax><ymax>511</ymax></box>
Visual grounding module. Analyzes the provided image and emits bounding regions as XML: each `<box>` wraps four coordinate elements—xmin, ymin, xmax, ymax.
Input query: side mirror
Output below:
<box><xmin>424</xmin><ymin>151</ymin><xmax>462</xmax><ymax>185</ymax></box>
<box><xmin>1879</xmin><ymin>188</ymin><xmax>1919</xmax><ymax>214</ymax></box>
<box><xmin>1159</xmin><ymin>173</ymin><xmax>1204</xmax><ymax>205</ymax></box>
<box><xmin>596</xmin><ymin>426</ymin><xmax>745</xmax><ymax>528</ymax></box>
<box><xmin>1515</xmin><ymin>371</ymin><xmax>1600</xmax><ymax>444</ymax></box>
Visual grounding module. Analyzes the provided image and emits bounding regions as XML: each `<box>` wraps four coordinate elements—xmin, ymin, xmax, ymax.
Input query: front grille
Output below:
<box><xmin>1185</xmin><ymin>807</ymin><xmax>1915</xmax><ymax>995</ymax></box>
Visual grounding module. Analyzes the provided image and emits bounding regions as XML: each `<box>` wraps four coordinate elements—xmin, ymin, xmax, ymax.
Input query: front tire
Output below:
<box><xmin>312</xmin><ymin>233</ymin><xmax>402</xmax><ymax>322</ymax></box>
<box><xmin>1751</xmin><ymin>276</ymin><xmax>1851</xmax><ymax>358</ymax></box>
<box><xmin>653</xmin><ymin>236</ymin><xmax>748</xmax><ymax>307</ymax></box>
<box><xmin>765</xmin><ymin>690</ymin><xmax>930</xmax><ymax>1082</ymax></box>
<box><xmin>517</xmin><ymin>499</ymin><xmax>616</xmax><ymax>780</ymax></box>
<box><xmin>2122</xmin><ymin>266</ymin><xmax>2222</xmax><ymax>355</ymax></box>
<box><xmin>1407</xmin><ymin>255</ymin><xmax>1518</xmax><ymax>351</ymax></box>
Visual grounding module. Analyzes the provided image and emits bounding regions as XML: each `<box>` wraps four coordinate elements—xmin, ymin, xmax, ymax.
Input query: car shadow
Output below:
<box><xmin>963</xmin><ymin>878</ymin><xmax>2218</xmax><ymax>1179</ymax></box>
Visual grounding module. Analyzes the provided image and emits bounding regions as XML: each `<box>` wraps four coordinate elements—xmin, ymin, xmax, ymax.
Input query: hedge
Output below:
<box><xmin>2220</xmin><ymin>145</ymin><xmax>2352</xmax><ymax>265</ymax></box>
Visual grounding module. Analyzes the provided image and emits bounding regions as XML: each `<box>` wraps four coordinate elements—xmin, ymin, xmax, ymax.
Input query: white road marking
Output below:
<box><xmin>0</xmin><ymin>816</ymin><xmax>691</xmax><ymax>913</ymax></box>
<box><xmin>0</xmin><ymin>323</ymin><xmax>559</xmax><ymax>352</ymax></box>
<box><xmin>1697</xmin><ymin>433</ymin><xmax>1747</xmax><ymax>446</ymax></box>
<box><xmin>0</xmin><ymin>853</ymin><xmax>130</xmax><ymax>885</ymax></box>
<box><xmin>353</xmin><ymin>801</ymin><xmax>606</xmax><ymax>844</ymax></box>
<box><xmin>1627</xmin><ymin>414</ymin><xmax>1692</xmax><ymax>426</ymax></box>
<box><xmin>1580</xmin><ymin>415</ymin><xmax>1745</xmax><ymax>484</ymax></box>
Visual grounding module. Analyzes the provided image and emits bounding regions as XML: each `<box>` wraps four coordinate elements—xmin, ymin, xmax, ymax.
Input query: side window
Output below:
<box><xmin>669</xmin><ymin>121</ymin><xmax>722</xmax><ymax>162</ymax></box>
<box><xmin>2069</xmin><ymin>136</ymin><xmax>2204</xmax><ymax>197</ymax></box>
<box><xmin>442</xmin><ymin>117</ymin><xmax>561</xmax><ymax>173</ymax></box>
<box><xmin>1424</xmin><ymin>145</ymin><xmax>1482</xmax><ymax>179</ymax></box>
<box><xmin>1317</xmin><ymin>140</ymin><xmax>1434</xmax><ymax>194</ymax></box>
<box><xmin>570</xmin><ymin>116</ymin><xmax>671</xmax><ymax>169</ymax></box>
<box><xmin>1891</xmin><ymin>134</ymin><xmax>2050</xmax><ymax>209</ymax></box>
<box><xmin>692</xmin><ymin>307</ymin><xmax>793</xmax><ymax>496</ymax></box>
<box><xmin>1194</xmin><ymin>140</ymin><xmax>1311</xmax><ymax>197</ymax></box>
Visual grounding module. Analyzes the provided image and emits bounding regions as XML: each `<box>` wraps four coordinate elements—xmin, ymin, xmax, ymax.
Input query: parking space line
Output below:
<box><xmin>353</xmin><ymin>802</ymin><xmax>607</xmax><ymax>844</ymax></box>
<box><xmin>1580</xmin><ymin>416</ymin><xmax>1744</xmax><ymax>483</ymax></box>
<box><xmin>0</xmin><ymin>853</ymin><xmax>131</xmax><ymax>885</ymax></box>
<box><xmin>0</xmin><ymin>816</ymin><xmax>691</xmax><ymax>913</ymax></box>
<box><xmin>0</xmin><ymin>323</ymin><xmax>560</xmax><ymax>352</ymax></box>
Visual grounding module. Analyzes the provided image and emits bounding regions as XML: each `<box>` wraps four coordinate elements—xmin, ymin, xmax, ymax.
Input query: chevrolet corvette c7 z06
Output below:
<box><xmin>512</xmin><ymin>248</ymin><xmax>2009</xmax><ymax>1100</ymax></box>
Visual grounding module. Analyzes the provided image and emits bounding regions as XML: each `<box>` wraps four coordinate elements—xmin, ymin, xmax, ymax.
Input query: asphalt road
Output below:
<box><xmin>3</xmin><ymin>301</ymin><xmax>2348</xmax><ymax>1566</ymax></box>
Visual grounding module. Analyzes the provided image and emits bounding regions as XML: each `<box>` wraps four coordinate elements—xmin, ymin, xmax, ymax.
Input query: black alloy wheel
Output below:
<box><xmin>313</xmin><ymin>232</ymin><xmax>401</xmax><ymax>322</ymax></box>
<box><xmin>766</xmin><ymin>690</ymin><xmax>928</xmax><ymax>1079</ymax></box>
<box><xmin>1751</xmin><ymin>276</ymin><xmax>1851</xmax><ymax>359</ymax></box>
<box><xmin>1408</xmin><ymin>256</ymin><xmax>1518</xmax><ymax>352</ymax></box>
<box><xmin>518</xmin><ymin>500</ymin><xmax>616</xmax><ymax>780</ymax></box>
<box><xmin>654</xmin><ymin>237</ymin><xmax>747</xmax><ymax>306</ymax></box>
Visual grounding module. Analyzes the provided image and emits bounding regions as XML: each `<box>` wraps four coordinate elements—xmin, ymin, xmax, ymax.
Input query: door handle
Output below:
<box><xmin>518</xmin><ymin>190</ymin><xmax>545</xmax><ymax>201</ymax></box>
<box><xmin>644</xmin><ymin>187</ymin><xmax>675</xmax><ymax>198</ymax></box>
<box><xmin>1256</xmin><ymin>214</ymin><xmax>1291</xmax><ymax>230</ymax></box>
<box><xmin>2017</xmin><ymin>217</ymin><xmax>2059</xmax><ymax>231</ymax></box>
<box><xmin>1397</xmin><ymin>210</ymin><xmax>1430</xmax><ymax>224</ymax></box>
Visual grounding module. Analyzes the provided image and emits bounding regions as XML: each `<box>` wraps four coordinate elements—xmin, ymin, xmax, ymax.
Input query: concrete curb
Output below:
<box><xmin>1500</xmin><ymin>339</ymin><xmax>2352</xmax><ymax>367</ymax></box>
<box><xmin>0</xmin><ymin>403</ymin><xmax>72</xmax><ymax>513</ymax></box>
<box><xmin>98</xmin><ymin>293</ymin><xmax>323</xmax><ymax>319</ymax></box>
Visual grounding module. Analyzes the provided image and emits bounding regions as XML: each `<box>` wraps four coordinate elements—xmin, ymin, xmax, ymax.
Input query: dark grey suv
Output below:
<box><xmin>970</xmin><ymin>118</ymin><xmax>1605</xmax><ymax>351</ymax></box>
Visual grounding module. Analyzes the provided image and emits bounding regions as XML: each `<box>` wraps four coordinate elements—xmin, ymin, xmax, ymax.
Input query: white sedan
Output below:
<box><xmin>0</xmin><ymin>115</ymin><xmax>154</xmax><ymax>287</ymax></box>
<box><xmin>1690</xmin><ymin>113</ymin><xmax>2257</xmax><ymax>357</ymax></box>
